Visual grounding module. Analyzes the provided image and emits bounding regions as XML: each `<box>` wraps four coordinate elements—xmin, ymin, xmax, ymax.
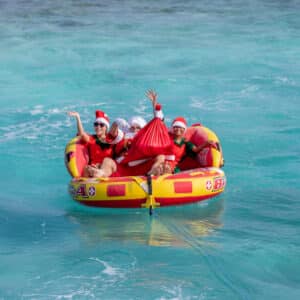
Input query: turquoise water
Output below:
<box><xmin>1</xmin><ymin>0</ymin><xmax>300</xmax><ymax>298</ymax></box>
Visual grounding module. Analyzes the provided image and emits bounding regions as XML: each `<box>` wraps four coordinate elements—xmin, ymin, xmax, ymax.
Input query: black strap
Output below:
<box><xmin>93</xmin><ymin>135</ymin><xmax>111</xmax><ymax>149</ymax></box>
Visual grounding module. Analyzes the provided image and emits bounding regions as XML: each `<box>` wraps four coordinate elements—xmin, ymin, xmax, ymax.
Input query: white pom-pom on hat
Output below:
<box><xmin>129</xmin><ymin>116</ymin><xmax>146</xmax><ymax>129</ymax></box>
<box><xmin>114</xmin><ymin>118</ymin><xmax>130</xmax><ymax>133</ymax></box>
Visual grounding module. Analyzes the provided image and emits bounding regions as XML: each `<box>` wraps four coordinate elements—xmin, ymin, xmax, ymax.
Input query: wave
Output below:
<box><xmin>0</xmin><ymin>101</ymin><xmax>150</xmax><ymax>145</ymax></box>
<box><xmin>189</xmin><ymin>97</ymin><xmax>237</xmax><ymax>112</ymax></box>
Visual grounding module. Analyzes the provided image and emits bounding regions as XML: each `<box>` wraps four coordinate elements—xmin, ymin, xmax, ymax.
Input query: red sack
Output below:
<box><xmin>121</xmin><ymin>118</ymin><xmax>173</xmax><ymax>164</ymax></box>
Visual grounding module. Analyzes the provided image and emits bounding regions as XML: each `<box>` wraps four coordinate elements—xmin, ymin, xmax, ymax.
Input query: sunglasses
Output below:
<box><xmin>94</xmin><ymin>122</ymin><xmax>106</xmax><ymax>127</ymax></box>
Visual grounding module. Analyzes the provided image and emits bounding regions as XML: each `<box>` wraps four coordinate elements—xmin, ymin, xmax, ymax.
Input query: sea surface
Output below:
<box><xmin>0</xmin><ymin>0</ymin><xmax>300</xmax><ymax>299</ymax></box>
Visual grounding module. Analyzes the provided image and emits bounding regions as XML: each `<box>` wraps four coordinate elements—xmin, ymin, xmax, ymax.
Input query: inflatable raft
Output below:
<box><xmin>65</xmin><ymin>125</ymin><xmax>226</xmax><ymax>211</ymax></box>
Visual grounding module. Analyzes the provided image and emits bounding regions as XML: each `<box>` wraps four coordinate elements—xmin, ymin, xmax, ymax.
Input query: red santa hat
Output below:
<box><xmin>95</xmin><ymin>110</ymin><xmax>110</xmax><ymax>128</ymax></box>
<box><xmin>172</xmin><ymin>117</ymin><xmax>187</xmax><ymax>130</ymax></box>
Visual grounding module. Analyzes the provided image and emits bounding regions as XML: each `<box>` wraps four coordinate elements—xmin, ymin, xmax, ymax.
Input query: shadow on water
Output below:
<box><xmin>65</xmin><ymin>197</ymin><xmax>225</xmax><ymax>249</ymax></box>
<box><xmin>65</xmin><ymin>197</ymin><xmax>249</xmax><ymax>298</ymax></box>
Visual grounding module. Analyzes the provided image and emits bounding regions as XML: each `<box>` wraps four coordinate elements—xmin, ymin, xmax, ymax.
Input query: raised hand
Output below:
<box><xmin>68</xmin><ymin>111</ymin><xmax>80</xmax><ymax>118</ymax></box>
<box><xmin>146</xmin><ymin>90</ymin><xmax>157</xmax><ymax>107</ymax></box>
<box><xmin>108</xmin><ymin>121</ymin><xmax>119</xmax><ymax>138</ymax></box>
<box><xmin>67</xmin><ymin>111</ymin><xmax>88</xmax><ymax>141</ymax></box>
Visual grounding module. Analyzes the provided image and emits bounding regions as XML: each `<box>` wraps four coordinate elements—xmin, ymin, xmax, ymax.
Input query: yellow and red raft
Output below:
<box><xmin>65</xmin><ymin>124</ymin><xmax>226</xmax><ymax>210</ymax></box>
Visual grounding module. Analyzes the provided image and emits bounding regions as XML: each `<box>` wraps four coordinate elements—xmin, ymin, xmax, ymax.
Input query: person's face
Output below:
<box><xmin>129</xmin><ymin>124</ymin><xmax>141</xmax><ymax>134</ymax></box>
<box><xmin>172</xmin><ymin>126</ymin><xmax>185</xmax><ymax>137</ymax></box>
<box><xmin>94</xmin><ymin>122</ymin><xmax>107</xmax><ymax>136</ymax></box>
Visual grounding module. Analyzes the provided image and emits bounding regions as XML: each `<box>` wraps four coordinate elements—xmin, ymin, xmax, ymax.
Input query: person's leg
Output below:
<box><xmin>84</xmin><ymin>165</ymin><xmax>96</xmax><ymax>177</ymax></box>
<box><xmin>101</xmin><ymin>157</ymin><xmax>117</xmax><ymax>177</ymax></box>
<box><xmin>90</xmin><ymin>157</ymin><xmax>117</xmax><ymax>178</ymax></box>
<box><xmin>147</xmin><ymin>155</ymin><xmax>165</xmax><ymax>175</ymax></box>
<box><xmin>162</xmin><ymin>161</ymin><xmax>173</xmax><ymax>174</ymax></box>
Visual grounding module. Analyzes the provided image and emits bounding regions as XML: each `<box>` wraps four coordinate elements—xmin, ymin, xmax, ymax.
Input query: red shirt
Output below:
<box><xmin>86</xmin><ymin>135</ymin><xmax>114</xmax><ymax>165</ymax></box>
<box><xmin>167</xmin><ymin>134</ymin><xmax>195</xmax><ymax>170</ymax></box>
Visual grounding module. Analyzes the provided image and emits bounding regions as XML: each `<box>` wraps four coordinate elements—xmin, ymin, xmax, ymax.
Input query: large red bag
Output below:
<box><xmin>121</xmin><ymin>118</ymin><xmax>173</xmax><ymax>165</ymax></box>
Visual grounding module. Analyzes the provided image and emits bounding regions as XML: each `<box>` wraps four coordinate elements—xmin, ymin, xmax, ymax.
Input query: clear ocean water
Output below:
<box><xmin>0</xmin><ymin>0</ymin><xmax>299</xmax><ymax>299</ymax></box>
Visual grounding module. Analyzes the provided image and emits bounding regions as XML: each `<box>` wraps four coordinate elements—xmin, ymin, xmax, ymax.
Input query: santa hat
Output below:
<box><xmin>172</xmin><ymin>117</ymin><xmax>187</xmax><ymax>130</ymax></box>
<box><xmin>129</xmin><ymin>116</ymin><xmax>146</xmax><ymax>129</ymax></box>
<box><xmin>114</xmin><ymin>118</ymin><xmax>130</xmax><ymax>133</ymax></box>
<box><xmin>95</xmin><ymin>110</ymin><xmax>110</xmax><ymax>128</ymax></box>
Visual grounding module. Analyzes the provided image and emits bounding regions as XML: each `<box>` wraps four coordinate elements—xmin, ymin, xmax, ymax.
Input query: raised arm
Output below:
<box><xmin>146</xmin><ymin>90</ymin><xmax>164</xmax><ymax>120</ymax></box>
<box><xmin>68</xmin><ymin>111</ymin><xmax>89</xmax><ymax>142</ymax></box>
<box><xmin>146</xmin><ymin>90</ymin><xmax>157</xmax><ymax>115</ymax></box>
<box><xmin>107</xmin><ymin>121</ymin><xmax>124</xmax><ymax>144</ymax></box>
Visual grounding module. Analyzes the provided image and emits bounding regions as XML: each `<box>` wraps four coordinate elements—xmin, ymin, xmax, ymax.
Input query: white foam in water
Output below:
<box><xmin>240</xmin><ymin>85</ymin><xmax>259</xmax><ymax>95</ymax></box>
<box><xmin>30</xmin><ymin>105</ymin><xmax>44</xmax><ymax>115</ymax></box>
<box><xmin>88</xmin><ymin>257</ymin><xmax>122</xmax><ymax>277</ymax></box>
<box><xmin>190</xmin><ymin>98</ymin><xmax>204</xmax><ymax>109</ymax></box>
<box><xmin>159</xmin><ymin>284</ymin><xmax>198</xmax><ymax>300</ymax></box>
<box><xmin>275</xmin><ymin>76</ymin><xmax>296</xmax><ymax>86</ymax></box>
<box><xmin>133</xmin><ymin>99</ymin><xmax>148</xmax><ymax>115</ymax></box>
<box><xmin>88</xmin><ymin>102</ymin><xmax>107</xmax><ymax>108</ymax></box>
<box><xmin>26</xmin><ymin>135</ymin><xmax>38</xmax><ymax>140</ymax></box>
<box><xmin>190</xmin><ymin>97</ymin><xmax>232</xmax><ymax>112</ymax></box>
<box><xmin>2</xmin><ymin>131</ymin><xmax>17</xmax><ymax>140</ymax></box>
<box><xmin>48</xmin><ymin>108</ymin><xmax>61</xmax><ymax>114</ymax></box>
<box><xmin>0</xmin><ymin>104</ymin><xmax>83</xmax><ymax>144</ymax></box>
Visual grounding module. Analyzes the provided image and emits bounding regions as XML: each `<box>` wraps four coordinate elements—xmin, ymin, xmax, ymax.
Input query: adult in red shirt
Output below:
<box><xmin>68</xmin><ymin>110</ymin><xmax>123</xmax><ymax>177</ymax></box>
<box><xmin>165</xmin><ymin>117</ymin><xmax>216</xmax><ymax>173</ymax></box>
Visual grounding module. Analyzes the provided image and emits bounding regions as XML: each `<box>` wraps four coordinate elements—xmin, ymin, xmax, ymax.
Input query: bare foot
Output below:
<box><xmin>148</xmin><ymin>164</ymin><xmax>164</xmax><ymax>176</ymax></box>
<box><xmin>90</xmin><ymin>168</ymin><xmax>105</xmax><ymax>178</ymax></box>
<box><xmin>163</xmin><ymin>162</ymin><xmax>172</xmax><ymax>174</ymax></box>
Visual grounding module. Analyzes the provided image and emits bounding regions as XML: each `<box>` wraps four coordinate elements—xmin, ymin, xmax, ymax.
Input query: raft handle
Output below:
<box><xmin>147</xmin><ymin>175</ymin><xmax>153</xmax><ymax>215</ymax></box>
